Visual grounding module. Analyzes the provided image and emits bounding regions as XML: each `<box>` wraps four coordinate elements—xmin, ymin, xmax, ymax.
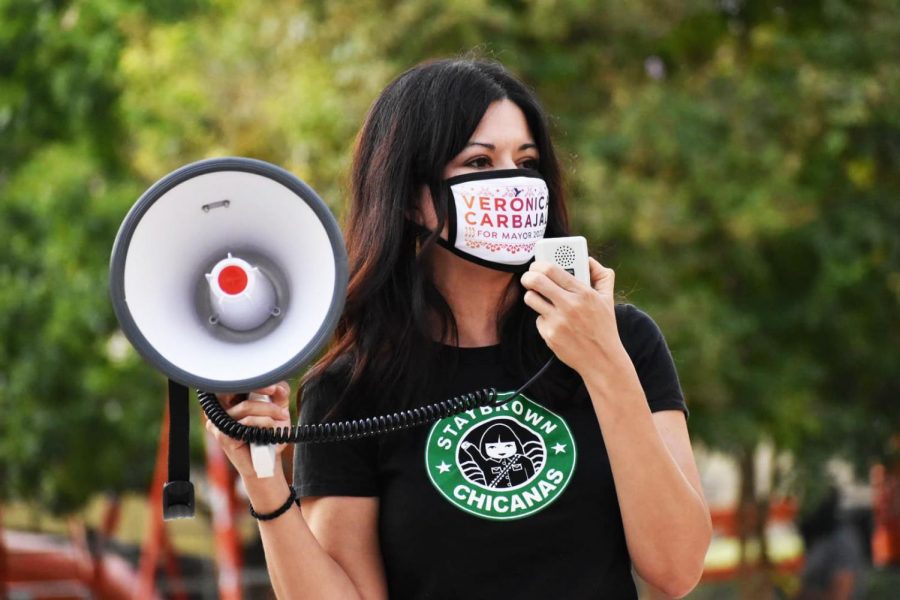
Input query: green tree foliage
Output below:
<box><xmin>2</xmin><ymin>0</ymin><xmax>898</xmax><ymax>513</ymax></box>
<box><xmin>0</xmin><ymin>0</ymin><xmax>206</xmax><ymax>512</ymax></box>
<box><xmin>573</xmin><ymin>1</ymin><xmax>900</xmax><ymax>472</ymax></box>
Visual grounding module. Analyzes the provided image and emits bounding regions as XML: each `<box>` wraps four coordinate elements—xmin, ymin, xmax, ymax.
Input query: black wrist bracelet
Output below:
<box><xmin>249</xmin><ymin>486</ymin><xmax>299</xmax><ymax>521</ymax></box>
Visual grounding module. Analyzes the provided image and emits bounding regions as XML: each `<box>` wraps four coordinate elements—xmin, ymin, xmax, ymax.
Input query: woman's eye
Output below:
<box><xmin>519</xmin><ymin>158</ymin><xmax>539</xmax><ymax>170</ymax></box>
<box><xmin>465</xmin><ymin>156</ymin><xmax>491</xmax><ymax>168</ymax></box>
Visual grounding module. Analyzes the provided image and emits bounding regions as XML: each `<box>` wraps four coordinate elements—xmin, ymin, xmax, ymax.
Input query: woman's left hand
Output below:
<box><xmin>520</xmin><ymin>257</ymin><xmax>624</xmax><ymax>375</ymax></box>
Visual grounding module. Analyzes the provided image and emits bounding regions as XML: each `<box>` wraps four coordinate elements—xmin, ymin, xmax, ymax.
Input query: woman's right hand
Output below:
<box><xmin>204</xmin><ymin>382</ymin><xmax>293</xmax><ymax>478</ymax></box>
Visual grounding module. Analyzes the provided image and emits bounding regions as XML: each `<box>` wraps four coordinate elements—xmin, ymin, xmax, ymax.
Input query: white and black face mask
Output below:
<box><xmin>430</xmin><ymin>168</ymin><xmax>550</xmax><ymax>273</ymax></box>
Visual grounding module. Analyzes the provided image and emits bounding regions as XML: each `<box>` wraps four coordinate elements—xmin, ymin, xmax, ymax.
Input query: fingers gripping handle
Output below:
<box><xmin>248</xmin><ymin>392</ymin><xmax>277</xmax><ymax>478</ymax></box>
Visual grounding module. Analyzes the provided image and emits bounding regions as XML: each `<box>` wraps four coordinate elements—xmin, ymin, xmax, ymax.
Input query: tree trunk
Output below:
<box><xmin>91</xmin><ymin>493</ymin><xmax>122</xmax><ymax>596</ymax></box>
<box><xmin>737</xmin><ymin>447</ymin><xmax>756</xmax><ymax>572</ymax></box>
<box><xmin>737</xmin><ymin>446</ymin><xmax>773</xmax><ymax>599</ymax></box>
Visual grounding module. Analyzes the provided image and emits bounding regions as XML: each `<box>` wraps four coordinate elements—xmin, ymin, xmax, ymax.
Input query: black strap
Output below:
<box><xmin>163</xmin><ymin>379</ymin><xmax>194</xmax><ymax>519</ymax></box>
<box><xmin>168</xmin><ymin>379</ymin><xmax>190</xmax><ymax>482</ymax></box>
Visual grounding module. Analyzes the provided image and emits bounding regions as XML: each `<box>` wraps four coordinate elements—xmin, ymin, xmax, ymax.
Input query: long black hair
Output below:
<box><xmin>301</xmin><ymin>58</ymin><xmax>578</xmax><ymax>414</ymax></box>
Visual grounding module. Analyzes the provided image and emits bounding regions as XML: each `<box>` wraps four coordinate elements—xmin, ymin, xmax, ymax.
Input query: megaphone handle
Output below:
<box><xmin>247</xmin><ymin>392</ymin><xmax>277</xmax><ymax>478</ymax></box>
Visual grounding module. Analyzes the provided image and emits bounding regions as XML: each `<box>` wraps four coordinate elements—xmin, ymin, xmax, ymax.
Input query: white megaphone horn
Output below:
<box><xmin>109</xmin><ymin>157</ymin><xmax>348</xmax><ymax>519</ymax></box>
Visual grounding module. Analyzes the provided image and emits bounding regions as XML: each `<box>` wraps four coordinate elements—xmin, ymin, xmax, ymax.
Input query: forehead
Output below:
<box><xmin>469</xmin><ymin>99</ymin><xmax>534</xmax><ymax>144</ymax></box>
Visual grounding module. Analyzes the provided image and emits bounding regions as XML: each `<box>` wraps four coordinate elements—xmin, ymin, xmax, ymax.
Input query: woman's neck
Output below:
<box><xmin>428</xmin><ymin>247</ymin><xmax>516</xmax><ymax>347</ymax></box>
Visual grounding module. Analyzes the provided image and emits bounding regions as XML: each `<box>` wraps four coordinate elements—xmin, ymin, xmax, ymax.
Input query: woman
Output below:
<box><xmin>208</xmin><ymin>58</ymin><xmax>711</xmax><ymax>598</ymax></box>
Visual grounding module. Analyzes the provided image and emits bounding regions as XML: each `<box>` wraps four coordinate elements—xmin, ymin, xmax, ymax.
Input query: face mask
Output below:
<box><xmin>431</xmin><ymin>168</ymin><xmax>549</xmax><ymax>273</ymax></box>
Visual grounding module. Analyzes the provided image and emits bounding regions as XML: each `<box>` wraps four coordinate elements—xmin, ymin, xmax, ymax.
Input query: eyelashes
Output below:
<box><xmin>465</xmin><ymin>156</ymin><xmax>491</xmax><ymax>168</ymax></box>
<box><xmin>463</xmin><ymin>156</ymin><xmax>539</xmax><ymax>169</ymax></box>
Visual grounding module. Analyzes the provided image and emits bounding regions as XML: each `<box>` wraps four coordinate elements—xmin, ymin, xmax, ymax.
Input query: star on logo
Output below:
<box><xmin>552</xmin><ymin>443</ymin><xmax>567</xmax><ymax>455</ymax></box>
<box><xmin>436</xmin><ymin>461</ymin><xmax>452</xmax><ymax>474</ymax></box>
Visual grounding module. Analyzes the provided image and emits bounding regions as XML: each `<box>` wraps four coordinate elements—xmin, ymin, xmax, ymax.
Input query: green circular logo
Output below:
<box><xmin>425</xmin><ymin>392</ymin><xmax>576</xmax><ymax>521</ymax></box>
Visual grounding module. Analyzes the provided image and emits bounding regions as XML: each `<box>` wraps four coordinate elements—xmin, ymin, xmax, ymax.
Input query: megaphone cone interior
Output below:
<box><xmin>206</xmin><ymin>253</ymin><xmax>279</xmax><ymax>332</ymax></box>
<box><xmin>110</xmin><ymin>158</ymin><xmax>348</xmax><ymax>393</ymax></box>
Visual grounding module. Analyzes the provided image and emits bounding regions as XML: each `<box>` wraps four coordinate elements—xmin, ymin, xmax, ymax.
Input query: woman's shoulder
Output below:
<box><xmin>614</xmin><ymin>302</ymin><xmax>688</xmax><ymax>413</ymax></box>
<box><xmin>614</xmin><ymin>302</ymin><xmax>677</xmax><ymax>365</ymax></box>
<box><xmin>614</xmin><ymin>303</ymin><xmax>666</xmax><ymax>345</ymax></box>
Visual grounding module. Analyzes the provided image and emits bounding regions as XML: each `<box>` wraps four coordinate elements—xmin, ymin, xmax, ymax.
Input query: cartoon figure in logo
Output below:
<box><xmin>460</xmin><ymin>422</ymin><xmax>538</xmax><ymax>489</ymax></box>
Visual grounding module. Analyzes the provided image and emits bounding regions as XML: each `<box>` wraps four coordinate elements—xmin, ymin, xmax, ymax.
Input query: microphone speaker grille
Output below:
<box><xmin>554</xmin><ymin>245</ymin><xmax>576</xmax><ymax>267</ymax></box>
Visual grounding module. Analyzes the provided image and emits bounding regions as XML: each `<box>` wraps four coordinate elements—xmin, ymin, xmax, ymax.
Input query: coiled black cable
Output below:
<box><xmin>199</xmin><ymin>387</ymin><xmax>497</xmax><ymax>444</ymax></box>
<box><xmin>199</xmin><ymin>356</ymin><xmax>555</xmax><ymax>444</ymax></box>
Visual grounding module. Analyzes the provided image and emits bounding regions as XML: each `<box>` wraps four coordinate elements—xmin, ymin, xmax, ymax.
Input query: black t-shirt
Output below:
<box><xmin>293</xmin><ymin>304</ymin><xmax>687</xmax><ymax>599</ymax></box>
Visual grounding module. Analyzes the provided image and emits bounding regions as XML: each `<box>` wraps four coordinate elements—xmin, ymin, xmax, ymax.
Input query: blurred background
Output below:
<box><xmin>1</xmin><ymin>0</ymin><xmax>899</xmax><ymax>598</ymax></box>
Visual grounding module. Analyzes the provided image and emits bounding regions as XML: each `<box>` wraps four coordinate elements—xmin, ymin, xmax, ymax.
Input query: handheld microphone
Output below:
<box><xmin>534</xmin><ymin>236</ymin><xmax>590</xmax><ymax>284</ymax></box>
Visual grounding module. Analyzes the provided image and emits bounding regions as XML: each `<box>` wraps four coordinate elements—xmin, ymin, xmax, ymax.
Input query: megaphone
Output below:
<box><xmin>109</xmin><ymin>157</ymin><xmax>348</xmax><ymax>518</ymax></box>
<box><xmin>110</xmin><ymin>157</ymin><xmax>348</xmax><ymax>391</ymax></box>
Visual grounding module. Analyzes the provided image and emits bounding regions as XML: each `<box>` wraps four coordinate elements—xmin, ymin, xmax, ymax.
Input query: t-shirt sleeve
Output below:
<box><xmin>292</xmin><ymin>365</ymin><xmax>379</xmax><ymax>498</ymax></box>
<box><xmin>615</xmin><ymin>303</ymin><xmax>689</xmax><ymax>417</ymax></box>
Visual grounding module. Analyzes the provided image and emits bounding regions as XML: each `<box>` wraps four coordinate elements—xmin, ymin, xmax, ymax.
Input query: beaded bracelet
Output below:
<box><xmin>249</xmin><ymin>486</ymin><xmax>300</xmax><ymax>521</ymax></box>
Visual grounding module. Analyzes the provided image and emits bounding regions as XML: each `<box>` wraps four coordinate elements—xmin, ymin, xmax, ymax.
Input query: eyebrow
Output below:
<box><xmin>466</xmin><ymin>142</ymin><xmax>538</xmax><ymax>151</ymax></box>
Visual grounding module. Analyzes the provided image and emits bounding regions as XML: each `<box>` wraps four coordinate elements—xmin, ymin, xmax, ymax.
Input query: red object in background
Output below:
<box><xmin>2</xmin><ymin>529</ymin><xmax>149</xmax><ymax>600</ymax></box>
<box><xmin>0</xmin><ymin>396</ymin><xmax>250</xmax><ymax>600</ymax></box>
<box><xmin>701</xmin><ymin>499</ymin><xmax>804</xmax><ymax>582</ymax></box>
<box><xmin>872</xmin><ymin>462</ymin><xmax>900</xmax><ymax>566</ymax></box>
<box><xmin>2</xmin><ymin>392</ymin><xmax>250</xmax><ymax>599</ymax></box>
<box><xmin>204</xmin><ymin>420</ymin><xmax>244</xmax><ymax>600</ymax></box>
<box><xmin>136</xmin><ymin>401</ymin><xmax>189</xmax><ymax>600</ymax></box>
<box><xmin>1</xmin><ymin>479</ymin><xmax>148</xmax><ymax>600</ymax></box>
